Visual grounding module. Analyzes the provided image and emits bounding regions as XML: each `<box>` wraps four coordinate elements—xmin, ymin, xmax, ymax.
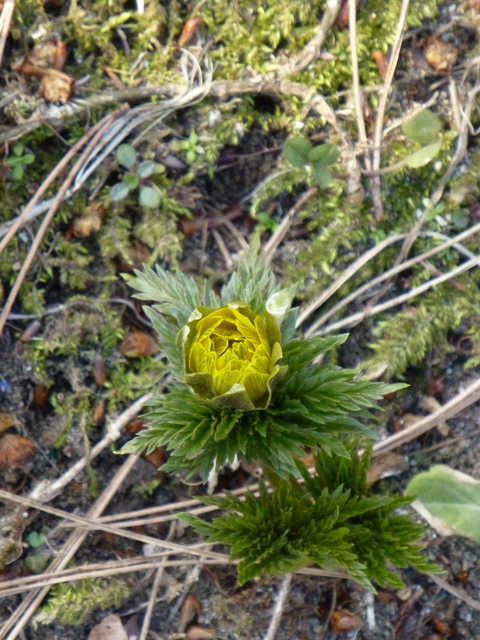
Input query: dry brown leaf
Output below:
<box><xmin>366</xmin><ymin>451</ymin><xmax>408</xmax><ymax>485</ymax></box>
<box><xmin>330</xmin><ymin>610</ymin><xmax>362</xmax><ymax>633</ymax></box>
<box><xmin>39</xmin><ymin>69</ymin><xmax>75</xmax><ymax>104</ymax></box>
<box><xmin>33</xmin><ymin>384</ymin><xmax>50</xmax><ymax>408</ymax></box>
<box><xmin>93</xmin><ymin>355</ymin><xmax>108</xmax><ymax>386</ymax></box>
<box><xmin>119</xmin><ymin>330</ymin><xmax>159</xmax><ymax>357</ymax></box>
<box><xmin>422</xmin><ymin>396</ymin><xmax>449</xmax><ymax>436</ymax></box>
<box><xmin>178</xmin><ymin>593</ymin><xmax>202</xmax><ymax>632</ymax></box>
<box><xmin>71</xmin><ymin>202</ymin><xmax>105</xmax><ymax>239</ymax></box>
<box><xmin>143</xmin><ymin>446</ymin><xmax>166</xmax><ymax>469</ymax></box>
<box><xmin>178</xmin><ymin>17</ymin><xmax>203</xmax><ymax>47</ymax></box>
<box><xmin>0</xmin><ymin>434</ymin><xmax>35</xmax><ymax>470</ymax></box>
<box><xmin>372</xmin><ymin>50</ymin><xmax>388</xmax><ymax>79</ymax></box>
<box><xmin>93</xmin><ymin>400</ymin><xmax>105</xmax><ymax>426</ymax></box>
<box><xmin>19</xmin><ymin>320</ymin><xmax>41</xmax><ymax>342</ymax></box>
<box><xmin>421</xmin><ymin>36</ymin><xmax>458</xmax><ymax>74</ymax></box>
<box><xmin>185</xmin><ymin>625</ymin><xmax>216</xmax><ymax>640</ymax></box>
<box><xmin>87</xmin><ymin>615</ymin><xmax>128</xmax><ymax>640</ymax></box>
<box><xmin>0</xmin><ymin>412</ymin><xmax>14</xmax><ymax>435</ymax></box>
<box><xmin>125</xmin><ymin>417</ymin><xmax>146</xmax><ymax>435</ymax></box>
<box><xmin>21</xmin><ymin>37</ymin><xmax>67</xmax><ymax>71</ymax></box>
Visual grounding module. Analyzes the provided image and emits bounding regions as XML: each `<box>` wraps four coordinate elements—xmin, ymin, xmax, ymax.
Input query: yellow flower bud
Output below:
<box><xmin>179</xmin><ymin>303</ymin><xmax>285</xmax><ymax>410</ymax></box>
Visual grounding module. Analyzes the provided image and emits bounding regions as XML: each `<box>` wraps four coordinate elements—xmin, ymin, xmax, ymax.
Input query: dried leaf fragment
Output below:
<box><xmin>0</xmin><ymin>434</ymin><xmax>35</xmax><ymax>470</ymax></box>
<box><xmin>330</xmin><ymin>610</ymin><xmax>362</xmax><ymax>633</ymax></box>
<box><xmin>39</xmin><ymin>69</ymin><xmax>75</xmax><ymax>104</ymax></box>
<box><xmin>71</xmin><ymin>203</ymin><xmax>105</xmax><ymax>239</ymax></box>
<box><xmin>185</xmin><ymin>625</ymin><xmax>216</xmax><ymax>640</ymax></box>
<box><xmin>93</xmin><ymin>355</ymin><xmax>108</xmax><ymax>386</ymax></box>
<box><xmin>119</xmin><ymin>330</ymin><xmax>159</xmax><ymax>357</ymax></box>
<box><xmin>179</xmin><ymin>17</ymin><xmax>203</xmax><ymax>47</ymax></box>
<box><xmin>372</xmin><ymin>50</ymin><xmax>388</xmax><ymax>79</ymax></box>
<box><xmin>87</xmin><ymin>615</ymin><xmax>128</xmax><ymax>640</ymax></box>
<box><xmin>0</xmin><ymin>412</ymin><xmax>14</xmax><ymax>434</ymax></box>
<box><xmin>178</xmin><ymin>593</ymin><xmax>202</xmax><ymax>632</ymax></box>
<box><xmin>421</xmin><ymin>36</ymin><xmax>458</xmax><ymax>74</ymax></box>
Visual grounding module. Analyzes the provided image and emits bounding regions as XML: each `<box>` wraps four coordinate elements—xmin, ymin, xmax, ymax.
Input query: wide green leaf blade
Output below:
<box><xmin>284</xmin><ymin>137</ymin><xmax>312</xmax><ymax>167</ymax></box>
<box><xmin>406</xmin><ymin>465</ymin><xmax>480</xmax><ymax>543</ymax></box>
<box><xmin>402</xmin><ymin>109</ymin><xmax>441</xmax><ymax>145</ymax></box>
<box><xmin>403</xmin><ymin>141</ymin><xmax>441</xmax><ymax>168</ymax></box>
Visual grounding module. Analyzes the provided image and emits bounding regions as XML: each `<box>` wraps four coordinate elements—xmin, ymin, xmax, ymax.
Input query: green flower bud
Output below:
<box><xmin>178</xmin><ymin>302</ymin><xmax>287</xmax><ymax>410</ymax></box>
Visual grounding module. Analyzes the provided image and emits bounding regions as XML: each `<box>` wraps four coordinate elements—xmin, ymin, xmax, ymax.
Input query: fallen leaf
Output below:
<box><xmin>93</xmin><ymin>401</ymin><xmax>105</xmax><ymax>426</ymax></box>
<box><xmin>366</xmin><ymin>452</ymin><xmax>407</xmax><ymax>485</ymax></box>
<box><xmin>39</xmin><ymin>70</ymin><xmax>75</xmax><ymax>104</ymax></box>
<box><xmin>0</xmin><ymin>434</ymin><xmax>35</xmax><ymax>470</ymax></box>
<box><xmin>126</xmin><ymin>417</ymin><xmax>146</xmax><ymax>435</ymax></box>
<box><xmin>330</xmin><ymin>610</ymin><xmax>362</xmax><ymax>633</ymax></box>
<box><xmin>178</xmin><ymin>593</ymin><xmax>202</xmax><ymax>632</ymax></box>
<box><xmin>19</xmin><ymin>320</ymin><xmax>41</xmax><ymax>342</ymax></box>
<box><xmin>422</xmin><ymin>396</ymin><xmax>449</xmax><ymax>436</ymax></box>
<box><xmin>178</xmin><ymin>17</ymin><xmax>203</xmax><ymax>47</ymax></box>
<box><xmin>185</xmin><ymin>625</ymin><xmax>216</xmax><ymax>640</ymax></box>
<box><xmin>33</xmin><ymin>384</ymin><xmax>50</xmax><ymax>408</ymax></box>
<box><xmin>93</xmin><ymin>355</ymin><xmax>108</xmax><ymax>386</ymax></box>
<box><xmin>21</xmin><ymin>36</ymin><xmax>67</xmax><ymax>71</ymax></box>
<box><xmin>421</xmin><ymin>36</ymin><xmax>458</xmax><ymax>74</ymax></box>
<box><xmin>406</xmin><ymin>465</ymin><xmax>480</xmax><ymax>542</ymax></box>
<box><xmin>372</xmin><ymin>50</ymin><xmax>388</xmax><ymax>79</ymax></box>
<box><xmin>87</xmin><ymin>615</ymin><xmax>127</xmax><ymax>640</ymax></box>
<box><xmin>71</xmin><ymin>203</ymin><xmax>105</xmax><ymax>239</ymax></box>
<box><xmin>0</xmin><ymin>412</ymin><xmax>14</xmax><ymax>435</ymax></box>
<box><xmin>143</xmin><ymin>446</ymin><xmax>166</xmax><ymax>469</ymax></box>
<box><xmin>119</xmin><ymin>330</ymin><xmax>158</xmax><ymax>357</ymax></box>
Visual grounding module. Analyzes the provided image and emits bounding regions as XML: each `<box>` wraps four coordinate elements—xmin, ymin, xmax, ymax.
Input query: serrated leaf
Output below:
<box><xmin>116</xmin><ymin>143</ymin><xmax>138</xmax><ymax>169</ymax></box>
<box><xmin>406</xmin><ymin>465</ymin><xmax>480</xmax><ymax>542</ymax></box>
<box><xmin>284</xmin><ymin>137</ymin><xmax>313</xmax><ymax>167</ymax></box>
<box><xmin>402</xmin><ymin>109</ymin><xmax>442</xmax><ymax>145</ymax></box>
<box><xmin>403</xmin><ymin>141</ymin><xmax>442</xmax><ymax>168</ymax></box>
<box><xmin>137</xmin><ymin>160</ymin><xmax>157</xmax><ymax>178</ymax></box>
<box><xmin>139</xmin><ymin>185</ymin><xmax>161</xmax><ymax>208</ymax></box>
<box><xmin>110</xmin><ymin>182</ymin><xmax>131</xmax><ymax>201</ymax></box>
<box><xmin>311</xmin><ymin>164</ymin><xmax>331</xmax><ymax>188</ymax></box>
<box><xmin>307</xmin><ymin>143</ymin><xmax>338</xmax><ymax>165</ymax></box>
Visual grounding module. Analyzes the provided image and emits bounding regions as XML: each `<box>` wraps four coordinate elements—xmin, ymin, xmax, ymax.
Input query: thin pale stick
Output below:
<box><xmin>0</xmin><ymin>0</ymin><xmax>14</xmax><ymax>71</ymax></box>
<box><xmin>263</xmin><ymin>187</ymin><xmax>318</xmax><ymax>261</ymax></box>
<box><xmin>0</xmin><ymin>112</ymin><xmax>119</xmax><ymax>336</ymax></box>
<box><xmin>428</xmin><ymin>573</ymin><xmax>480</xmax><ymax>612</ymax></box>
<box><xmin>0</xmin><ymin>489</ymin><xmax>229</xmax><ymax>562</ymax></box>
<box><xmin>315</xmin><ymin>253</ymin><xmax>480</xmax><ymax>335</ymax></box>
<box><xmin>349</xmin><ymin>0</ymin><xmax>371</xmax><ymax>172</ymax></box>
<box><xmin>280</xmin><ymin>0</ymin><xmax>343</xmax><ymax>75</ymax></box>
<box><xmin>370</xmin><ymin>0</ymin><xmax>411</xmax><ymax>219</ymax></box>
<box><xmin>263</xmin><ymin>573</ymin><xmax>293</xmax><ymax>640</ymax></box>
<box><xmin>372</xmin><ymin>376</ymin><xmax>480</xmax><ymax>457</ymax></box>
<box><xmin>306</xmin><ymin>223</ymin><xmax>480</xmax><ymax>334</ymax></box>
<box><xmin>139</xmin><ymin>522</ymin><xmax>176</xmax><ymax>640</ymax></box>
<box><xmin>296</xmin><ymin>233</ymin><xmax>406</xmax><ymax>329</ymax></box>
<box><xmin>1</xmin><ymin>454</ymin><xmax>139</xmax><ymax>640</ymax></box>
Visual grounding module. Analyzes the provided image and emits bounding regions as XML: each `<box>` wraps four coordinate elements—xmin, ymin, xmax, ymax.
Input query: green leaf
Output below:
<box><xmin>137</xmin><ymin>160</ymin><xmax>157</xmax><ymax>178</ymax></box>
<box><xmin>403</xmin><ymin>141</ymin><xmax>442</xmax><ymax>168</ymax></box>
<box><xmin>12</xmin><ymin>164</ymin><xmax>24</xmax><ymax>181</ymax></box>
<box><xmin>123</xmin><ymin>172</ymin><xmax>139</xmax><ymax>189</ymax></box>
<box><xmin>139</xmin><ymin>185</ymin><xmax>161</xmax><ymax>208</ymax></box>
<box><xmin>307</xmin><ymin>144</ymin><xmax>338</xmax><ymax>165</ymax></box>
<box><xmin>110</xmin><ymin>182</ymin><xmax>131</xmax><ymax>201</ymax></box>
<box><xmin>284</xmin><ymin>137</ymin><xmax>313</xmax><ymax>167</ymax></box>
<box><xmin>311</xmin><ymin>164</ymin><xmax>331</xmax><ymax>188</ymax></box>
<box><xmin>22</xmin><ymin>154</ymin><xmax>35</xmax><ymax>165</ymax></box>
<box><xmin>406</xmin><ymin>465</ymin><xmax>480</xmax><ymax>543</ymax></box>
<box><xmin>27</xmin><ymin>531</ymin><xmax>46</xmax><ymax>548</ymax></box>
<box><xmin>402</xmin><ymin>109</ymin><xmax>442</xmax><ymax>145</ymax></box>
<box><xmin>116</xmin><ymin>143</ymin><xmax>138</xmax><ymax>169</ymax></box>
<box><xmin>12</xmin><ymin>142</ymin><xmax>24</xmax><ymax>157</ymax></box>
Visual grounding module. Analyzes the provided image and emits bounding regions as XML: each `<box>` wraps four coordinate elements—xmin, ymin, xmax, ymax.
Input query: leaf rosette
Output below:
<box><xmin>178</xmin><ymin>301</ymin><xmax>287</xmax><ymax>410</ymax></box>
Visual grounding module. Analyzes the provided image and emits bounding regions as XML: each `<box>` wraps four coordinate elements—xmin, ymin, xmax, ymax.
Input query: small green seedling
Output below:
<box><xmin>110</xmin><ymin>144</ymin><xmax>163</xmax><ymax>209</ymax></box>
<box><xmin>179</xmin><ymin>131</ymin><xmax>204</xmax><ymax>164</ymax></box>
<box><xmin>7</xmin><ymin>142</ymin><xmax>35</xmax><ymax>181</ymax></box>
<box><xmin>284</xmin><ymin>137</ymin><xmax>338</xmax><ymax>188</ymax></box>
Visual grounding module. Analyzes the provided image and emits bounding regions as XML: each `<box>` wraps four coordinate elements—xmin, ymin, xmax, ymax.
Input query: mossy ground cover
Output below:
<box><xmin>1</xmin><ymin>0</ymin><xmax>480</xmax><ymax>637</ymax></box>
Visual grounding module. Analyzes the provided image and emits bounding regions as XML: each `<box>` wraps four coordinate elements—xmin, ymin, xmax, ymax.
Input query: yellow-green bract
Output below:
<box><xmin>177</xmin><ymin>292</ymin><xmax>291</xmax><ymax>410</ymax></box>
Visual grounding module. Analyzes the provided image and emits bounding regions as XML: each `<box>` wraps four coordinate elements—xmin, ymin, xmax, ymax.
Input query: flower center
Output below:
<box><xmin>188</xmin><ymin>307</ymin><xmax>272</xmax><ymax>401</ymax></box>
